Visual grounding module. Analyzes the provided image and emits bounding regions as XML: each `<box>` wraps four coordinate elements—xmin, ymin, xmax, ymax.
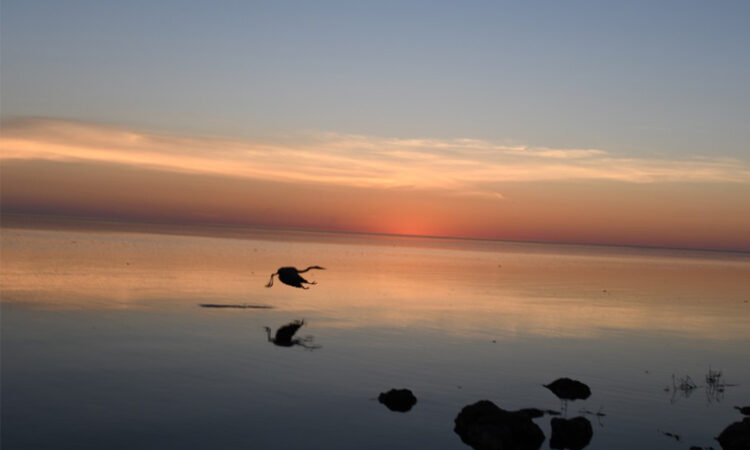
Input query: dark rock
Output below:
<box><xmin>735</xmin><ymin>406</ymin><xmax>750</xmax><ymax>416</ymax></box>
<box><xmin>378</xmin><ymin>388</ymin><xmax>417</xmax><ymax>412</ymax></box>
<box><xmin>454</xmin><ymin>400</ymin><xmax>545</xmax><ymax>450</ymax></box>
<box><xmin>717</xmin><ymin>417</ymin><xmax>750</xmax><ymax>450</ymax></box>
<box><xmin>514</xmin><ymin>408</ymin><xmax>545</xmax><ymax>419</ymax></box>
<box><xmin>550</xmin><ymin>417</ymin><xmax>593</xmax><ymax>450</ymax></box>
<box><xmin>511</xmin><ymin>408</ymin><xmax>562</xmax><ymax>420</ymax></box>
<box><xmin>544</xmin><ymin>378</ymin><xmax>592</xmax><ymax>401</ymax></box>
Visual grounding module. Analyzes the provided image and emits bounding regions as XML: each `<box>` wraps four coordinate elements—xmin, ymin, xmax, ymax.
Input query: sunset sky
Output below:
<box><xmin>2</xmin><ymin>1</ymin><xmax>749</xmax><ymax>251</ymax></box>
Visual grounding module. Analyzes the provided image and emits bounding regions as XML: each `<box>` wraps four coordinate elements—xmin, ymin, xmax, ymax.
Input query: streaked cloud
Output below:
<box><xmin>2</xmin><ymin>118</ymin><xmax>749</xmax><ymax>201</ymax></box>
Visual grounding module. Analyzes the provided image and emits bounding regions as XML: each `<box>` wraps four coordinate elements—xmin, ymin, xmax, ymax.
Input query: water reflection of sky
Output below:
<box><xmin>3</xmin><ymin>227</ymin><xmax>748</xmax><ymax>339</ymax></box>
<box><xmin>2</xmin><ymin>226</ymin><xmax>749</xmax><ymax>449</ymax></box>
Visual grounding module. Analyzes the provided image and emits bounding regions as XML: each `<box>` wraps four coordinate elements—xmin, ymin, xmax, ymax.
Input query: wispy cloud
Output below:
<box><xmin>2</xmin><ymin>118</ymin><xmax>749</xmax><ymax>199</ymax></box>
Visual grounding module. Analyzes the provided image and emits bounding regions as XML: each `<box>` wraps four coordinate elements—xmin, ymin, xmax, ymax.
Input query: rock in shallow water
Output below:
<box><xmin>513</xmin><ymin>408</ymin><xmax>546</xmax><ymax>420</ymax></box>
<box><xmin>378</xmin><ymin>388</ymin><xmax>417</xmax><ymax>412</ymax></box>
<box><xmin>544</xmin><ymin>378</ymin><xmax>592</xmax><ymax>401</ymax></box>
<box><xmin>512</xmin><ymin>408</ymin><xmax>560</xmax><ymax>419</ymax></box>
<box><xmin>454</xmin><ymin>400</ymin><xmax>545</xmax><ymax>450</ymax></box>
<box><xmin>717</xmin><ymin>417</ymin><xmax>750</xmax><ymax>450</ymax></box>
<box><xmin>550</xmin><ymin>417</ymin><xmax>593</xmax><ymax>450</ymax></box>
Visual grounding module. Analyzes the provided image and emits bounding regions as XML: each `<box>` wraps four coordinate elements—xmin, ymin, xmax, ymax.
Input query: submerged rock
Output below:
<box><xmin>550</xmin><ymin>417</ymin><xmax>593</xmax><ymax>450</ymax></box>
<box><xmin>513</xmin><ymin>408</ymin><xmax>560</xmax><ymax>419</ymax></box>
<box><xmin>717</xmin><ymin>417</ymin><xmax>750</xmax><ymax>450</ymax></box>
<box><xmin>514</xmin><ymin>408</ymin><xmax>546</xmax><ymax>419</ymax></box>
<box><xmin>544</xmin><ymin>378</ymin><xmax>592</xmax><ymax>401</ymax></box>
<box><xmin>454</xmin><ymin>400</ymin><xmax>545</xmax><ymax>450</ymax></box>
<box><xmin>378</xmin><ymin>388</ymin><xmax>417</xmax><ymax>412</ymax></box>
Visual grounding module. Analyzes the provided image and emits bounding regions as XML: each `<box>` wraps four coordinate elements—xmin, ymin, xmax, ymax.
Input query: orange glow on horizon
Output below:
<box><xmin>2</xmin><ymin>118</ymin><xmax>750</xmax><ymax>251</ymax></box>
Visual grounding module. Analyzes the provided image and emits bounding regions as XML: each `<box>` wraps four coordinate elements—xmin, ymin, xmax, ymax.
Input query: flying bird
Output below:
<box><xmin>265</xmin><ymin>266</ymin><xmax>325</xmax><ymax>289</ymax></box>
<box><xmin>263</xmin><ymin>320</ymin><xmax>320</xmax><ymax>350</ymax></box>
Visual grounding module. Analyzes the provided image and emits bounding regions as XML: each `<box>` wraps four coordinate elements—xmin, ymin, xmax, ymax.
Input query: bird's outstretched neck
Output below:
<box><xmin>298</xmin><ymin>265</ymin><xmax>325</xmax><ymax>273</ymax></box>
<box><xmin>265</xmin><ymin>272</ymin><xmax>277</xmax><ymax>287</ymax></box>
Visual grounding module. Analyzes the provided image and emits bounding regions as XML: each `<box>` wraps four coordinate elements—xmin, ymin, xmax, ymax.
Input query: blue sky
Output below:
<box><xmin>3</xmin><ymin>1</ymin><xmax>749</xmax><ymax>159</ymax></box>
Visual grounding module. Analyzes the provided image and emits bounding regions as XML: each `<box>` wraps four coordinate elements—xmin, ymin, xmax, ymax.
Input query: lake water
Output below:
<box><xmin>2</xmin><ymin>220</ymin><xmax>749</xmax><ymax>449</ymax></box>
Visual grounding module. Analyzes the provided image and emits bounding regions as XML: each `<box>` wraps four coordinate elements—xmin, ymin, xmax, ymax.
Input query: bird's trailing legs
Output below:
<box><xmin>294</xmin><ymin>276</ymin><xmax>315</xmax><ymax>289</ymax></box>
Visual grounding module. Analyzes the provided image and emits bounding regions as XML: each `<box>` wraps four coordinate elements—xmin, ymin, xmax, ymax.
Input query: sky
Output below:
<box><xmin>1</xmin><ymin>1</ymin><xmax>749</xmax><ymax>251</ymax></box>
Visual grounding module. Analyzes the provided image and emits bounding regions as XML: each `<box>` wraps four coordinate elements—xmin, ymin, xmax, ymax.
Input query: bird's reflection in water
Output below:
<box><xmin>263</xmin><ymin>320</ymin><xmax>321</xmax><ymax>350</ymax></box>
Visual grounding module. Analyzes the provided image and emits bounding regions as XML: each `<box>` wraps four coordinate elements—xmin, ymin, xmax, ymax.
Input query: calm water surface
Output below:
<box><xmin>2</xmin><ymin>223</ymin><xmax>749</xmax><ymax>449</ymax></box>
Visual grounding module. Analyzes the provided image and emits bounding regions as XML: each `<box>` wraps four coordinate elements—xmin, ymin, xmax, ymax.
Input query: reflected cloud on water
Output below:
<box><xmin>3</xmin><ymin>227</ymin><xmax>749</xmax><ymax>340</ymax></box>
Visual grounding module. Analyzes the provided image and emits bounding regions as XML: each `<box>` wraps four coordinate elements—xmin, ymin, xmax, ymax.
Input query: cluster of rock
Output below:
<box><xmin>378</xmin><ymin>381</ymin><xmax>749</xmax><ymax>449</ymax></box>
<box><xmin>454</xmin><ymin>400</ymin><xmax>546</xmax><ymax>450</ymax></box>
<box><xmin>453</xmin><ymin>400</ymin><xmax>593</xmax><ymax>450</ymax></box>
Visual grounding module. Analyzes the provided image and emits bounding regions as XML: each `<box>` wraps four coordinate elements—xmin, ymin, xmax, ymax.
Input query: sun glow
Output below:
<box><xmin>2</xmin><ymin>118</ymin><xmax>750</xmax><ymax>250</ymax></box>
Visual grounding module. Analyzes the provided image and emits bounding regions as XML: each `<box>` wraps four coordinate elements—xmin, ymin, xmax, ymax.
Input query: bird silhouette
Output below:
<box><xmin>263</xmin><ymin>320</ymin><xmax>320</xmax><ymax>350</ymax></box>
<box><xmin>265</xmin><ymin>266</ymin><xmax>325</xmax><ymax>289</ymax></box>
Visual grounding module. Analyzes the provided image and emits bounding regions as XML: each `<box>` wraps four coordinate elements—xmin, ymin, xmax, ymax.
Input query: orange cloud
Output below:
<box><xmin>2</xmin><ymin>118</ymin><xmax>750</xmax><ymax>251</ymax></box>
<box><xmin>3</xmin><ymin>118</ymin><xmax>749</xmax><ymax>197</ymax></box>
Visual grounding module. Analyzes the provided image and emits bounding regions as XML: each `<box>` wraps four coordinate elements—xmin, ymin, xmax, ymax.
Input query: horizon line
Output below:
<box><xmin>2</xmin><ymin>212</ymin><xmax>748</xmax><ymax>256</ymax></box>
